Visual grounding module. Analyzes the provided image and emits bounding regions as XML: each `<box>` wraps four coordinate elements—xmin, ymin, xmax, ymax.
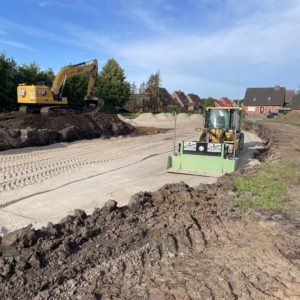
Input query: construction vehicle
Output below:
<box><xmin>167</xmin><ymin>107</ymin><xmax>244</xmax><ymax>176</ymax></box>
<box><xmin>17</xmin><ymin>59</ymin><xmax>103</xmax><ymax>115</ymax></box>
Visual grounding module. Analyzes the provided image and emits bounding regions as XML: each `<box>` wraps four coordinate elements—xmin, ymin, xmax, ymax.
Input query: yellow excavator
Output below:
<box><xmin>17</xmin><ymin>59</ymin><xmax>103</xmax><ymax>115</ymax></box>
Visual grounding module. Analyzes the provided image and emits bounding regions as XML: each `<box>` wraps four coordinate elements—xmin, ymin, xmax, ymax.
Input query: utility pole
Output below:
<box><xmin>237</xmin><ymin>71</ymin><xmax>240</xmax><ymax>107</ymax></box>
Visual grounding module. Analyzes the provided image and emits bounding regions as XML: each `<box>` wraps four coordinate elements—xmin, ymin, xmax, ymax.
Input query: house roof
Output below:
<box><xmin>214</xmin><ymin>97</ymin><xmax>236</xmax><ymax>107</ymax></box>
<box><xmin>159</xmin><ymin>87</ymin><xmax>173</xmax><ymax>105</ymax></box>
<box><xmin>291</xmin><ymin>95</ymin><xmax>300</xmax><ymax>110</ymax></box>
<box><xmin>187</xmin><ymin>94</ymin><xmax>202</xmax><ymax>108</ymax></box>
<box><xmin>244</xmin><ymin>86</ymin><xmax>286</xmax><ymax>106</ymax></box>
<box><xmin>171</xmin><ymin>91</ymin><xmax>189</xmax><ymax>108</ymax></box>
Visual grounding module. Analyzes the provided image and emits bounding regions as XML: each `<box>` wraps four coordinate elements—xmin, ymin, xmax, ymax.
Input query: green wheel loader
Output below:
<box><xmin>167</xmin><ymin>107</ymin><xmax>244</xmax><ymax>177</ymax></box>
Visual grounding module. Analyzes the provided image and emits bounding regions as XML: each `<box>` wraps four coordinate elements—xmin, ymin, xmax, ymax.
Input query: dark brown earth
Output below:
<box><xmin>0</xmin><ymin>112</ymin><xmax>137</xmax><ymax>151</ymax></box>
<box><xmin>0</xmin><ymin>119</ymin><xmax>300</xmax><ymax>299</ymax></box>
<box><xmin>0</xmin><ymin>112</ymin><xmax>169</xmax><ymax>151</ymax></box>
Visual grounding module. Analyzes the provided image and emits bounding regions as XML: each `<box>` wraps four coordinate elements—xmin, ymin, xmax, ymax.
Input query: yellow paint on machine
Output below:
<box><xmin>17</xmin><ymin>85</ymin><xmax>68</xmax><ymax>105</ymax></box>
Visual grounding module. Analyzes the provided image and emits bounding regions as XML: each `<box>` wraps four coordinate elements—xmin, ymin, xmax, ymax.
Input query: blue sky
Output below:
<box><xmin>1</xmin><ymin>0</ymin><xmax>300</xmax><ymax>98</ymax></box>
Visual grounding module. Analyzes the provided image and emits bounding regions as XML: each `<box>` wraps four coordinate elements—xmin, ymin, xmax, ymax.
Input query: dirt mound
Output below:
<box><xmin>135</xmin><ymin>113</ymin><xmax>157</xmax><ymax>122</ymax></box>
<box><xmin>1</xmin><ymin>181</ymin><xmax>299</xmax><ymax>299</ymax></box>
<box><xmin>155</xmin><ymin>113</ymin><xmax>174</xmax><ymax>121</ymax></box>
<box><xmin>0</xmin><ymin>112</ymin><xmax>135</xmax><ymax>151</ymax></box>
<box><xmin>176</xmin><ymin>113</ymin><xmax>190</xmax><ymax>122</ymax></box>
<box><xmin>189</xmin><ymin>113</ymin><xmax>204</xmax><ymax>125</ymax></box>
<box><xmin>279</xmin><ymin>110</ymin><xmax>300</xmax><ymax>125</ymax></box>
<box><xmin>133</xmin><ymin>113</ymin><xmax>204</xmax><ymax>126</ymax></box>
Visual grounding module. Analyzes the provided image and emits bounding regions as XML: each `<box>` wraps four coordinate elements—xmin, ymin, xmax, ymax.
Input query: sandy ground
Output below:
<box><xmin>0</xmin><ymin>114</ymin><xmax>263</xmax><ymax>234</ymax></box>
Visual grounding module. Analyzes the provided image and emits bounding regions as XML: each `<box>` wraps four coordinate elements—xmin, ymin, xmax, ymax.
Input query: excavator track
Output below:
<box><xmin>40</xmin><ymin>106</ymin><xmax>81</xmax><ymax>116</ymax></box>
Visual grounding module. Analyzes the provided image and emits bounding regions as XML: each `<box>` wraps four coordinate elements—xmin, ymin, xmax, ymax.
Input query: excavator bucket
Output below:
<box><xmin>84</xmin><ymin>97</ymin><xmax>104</xmax><ymax>114</ymax></box>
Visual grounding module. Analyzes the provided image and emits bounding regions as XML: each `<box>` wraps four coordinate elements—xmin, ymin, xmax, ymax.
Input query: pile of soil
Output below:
<box><xmin>0</xmin><ymin>112</ymin><xmax>135</xmax><ymax>151</ymax></box>
<box><xmin>278</xmin><ymin>110</ymin><xmax>300</xmax><ymax>125</ymax></box>
<box><xmin>1</xmin><ymin>181</ymin><xmax>299</xmax><ymax>299</ymax></box>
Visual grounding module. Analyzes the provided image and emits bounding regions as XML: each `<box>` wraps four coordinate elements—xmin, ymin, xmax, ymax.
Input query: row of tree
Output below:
<box><xmin>127</xmin><ymin>73</ymin><xmax>214</xmax><ymax>113</ymax></box>
<box><xmin>127</xmin><ymin>71</ymin><xmax>170</xmax><ymax>113</ymax></box>
<box><xmin>0</xmin><ymin>53</ymin><xmax>131</xmax><ymax>112</ymax></box>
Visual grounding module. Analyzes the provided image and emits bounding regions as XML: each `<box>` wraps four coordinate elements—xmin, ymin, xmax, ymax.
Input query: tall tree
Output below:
<box><xmin>95</xmin><ymin>58</ymin><xmax>130</xmax><ymax>112</ymax></box>
<box><xmin>139</xmin><ymin>81</ymin><xmax>146</xmax><ymax>94</ymax></box>
<box><xmin>144</xmin><ymin>71</ymin><xmax>161</xmax><ymax>112</ymax></box>
<box><xmin>127</xmin><ymin>82</ymin><xmax>142</xmax><ymax>112</ymax></box>
<box><xmin>0</xmin><ymin>53</ymin><xmax>18</xmax><ymax>111</ymax></box>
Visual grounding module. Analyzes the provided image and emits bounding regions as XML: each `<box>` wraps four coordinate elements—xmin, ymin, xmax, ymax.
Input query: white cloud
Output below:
<box><xmin>112</xmin><ymin>0</ymin><xmax>300</xmax><ymax>96</ymax></box>
<box><xmin>39</xmin><ymin>1</ymin><xmax>50</xmax><ymax>7</ymax></box>
<box><xmin>29</xmin><ymin>0</ymin><xmax>67</xmax><ymax>8</ymax></box>
<box><xmin>0</xmin><ymin>39</ymin><xmax>35</xmax><ymax>51</ymax></box>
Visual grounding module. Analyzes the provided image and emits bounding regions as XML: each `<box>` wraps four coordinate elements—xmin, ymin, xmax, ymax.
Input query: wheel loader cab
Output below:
<box><xmin>200</xmin><ymin>107</ymin><xmax>242</xmax><ymax>144</ymax></box>
<box><xmin>205</xmin><ymin>107</ymin><xmax>241</xmax><ymax>131</ymax></box>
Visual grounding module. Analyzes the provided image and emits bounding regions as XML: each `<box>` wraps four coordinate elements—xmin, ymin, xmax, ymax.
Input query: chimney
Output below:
<box><xmin>274</xmin><ymin>85</ymin><xmax>281</xmax><ymax>91</ymax></box>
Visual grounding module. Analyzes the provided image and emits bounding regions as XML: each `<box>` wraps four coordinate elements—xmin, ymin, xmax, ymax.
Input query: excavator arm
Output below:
<box><xmin>51</xmin><ymin>59</ymin><xmax>98</xmax><ymax>100</ymax></box>
<box><xmin>51</xmin><ymin>59</ymin><xmax>103</xmax><ymax>112</ymax></box>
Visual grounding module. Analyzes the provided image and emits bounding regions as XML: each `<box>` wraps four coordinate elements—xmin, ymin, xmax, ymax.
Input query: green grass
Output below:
<box><xmin>233</xmin><ymin>163</ymin><xmax>295</xmax><ymax>209</ymax></box>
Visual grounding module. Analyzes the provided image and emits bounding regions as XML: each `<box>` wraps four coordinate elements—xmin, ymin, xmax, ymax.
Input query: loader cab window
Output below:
<box><xmin>206</xmin><ymin>109</ymin><xmax>240</xmax><ymax>131</ymax></box>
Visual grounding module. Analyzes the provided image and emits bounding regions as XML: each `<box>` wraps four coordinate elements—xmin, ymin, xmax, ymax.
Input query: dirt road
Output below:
<box><xmin>0</xmin><ymin>114</ymin><xmax>262</xmax><ymax>234</ymax></box>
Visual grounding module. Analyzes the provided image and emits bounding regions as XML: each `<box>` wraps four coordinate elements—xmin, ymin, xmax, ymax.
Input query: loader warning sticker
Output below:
<box><xmin>183</xmin><ymin>142</ymin><xmax>197</xmax><ymax>151</ymax></box>
<box><xmin>207</xmin><ymin>143</ymin><xmax>222</xmax><ymax>153</ymax></box>
<box><xmin>182</xmin><ymin>142</ymin><xmax>222</xmax><ymax>157</ymax></box>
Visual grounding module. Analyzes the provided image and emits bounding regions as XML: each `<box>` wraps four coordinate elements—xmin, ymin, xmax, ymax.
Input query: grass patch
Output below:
<box><xmin>233</xmin><ymin>163</ymin><xmax>295</xmax><ymax>209</ymax></box>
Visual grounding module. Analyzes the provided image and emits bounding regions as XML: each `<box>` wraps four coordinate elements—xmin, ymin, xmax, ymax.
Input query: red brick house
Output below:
<box><xmin>171</xmin><ymin>91</ymin><xmax>189</xmax><ymax>111</ymax></box>
<box><xmin>244</xmin><ymin>86</ymin><xmax>286</xmax><ymax>115</ymax></box>
<box><xmin>214</xmin><ymin>97</ymin><xmax>236</xmax><ymax>107</ymax></box>
<box><xmin>186</xmin><ymin>93</ymin><xmax>202</xmax><ymax>111</ymax></box>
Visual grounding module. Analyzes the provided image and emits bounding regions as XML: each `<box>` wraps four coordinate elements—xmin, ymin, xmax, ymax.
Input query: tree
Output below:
<box><xmin>0</xmin><ymin>53</ymin><xmax>18</xmax><ymax>111</ymax></box>
<box><xmin>139</xmin><ymin>82</ymin><xmax>146</xmax><ymax>94</ymax></box>
<box><xmin>16</xmin><ymin>63</ymin><xmax>55</xmax><ymax>87</ymax></box>
<box><xmin>203</xmin><ymin>97</ymin><xmax>215</xmax><ymax>109</ymax></box>
<box><xmin>95</xmin><ymin>58</ymin><xmax>130</xmax><ymax>112</ymax></box>
<box><xmin>126</xmin><ymin>82</ymin><xmax>143</xmax><ymax>112</ymax></box>
<box><xmin>144</xmin><ymin>71</ymin><xmax>162</xmax><ymax>112</ymax></box>
<box><xmin>63</xmin><ymin>74</ymin><xmax>88</xmax><ymax>107</ymax></box>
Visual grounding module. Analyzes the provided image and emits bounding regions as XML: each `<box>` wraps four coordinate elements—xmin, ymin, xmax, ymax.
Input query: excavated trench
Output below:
<box><xmin>1</xmin><ymin>120</ymin><xmax>300</xmax><ymax>299</ymax></box>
